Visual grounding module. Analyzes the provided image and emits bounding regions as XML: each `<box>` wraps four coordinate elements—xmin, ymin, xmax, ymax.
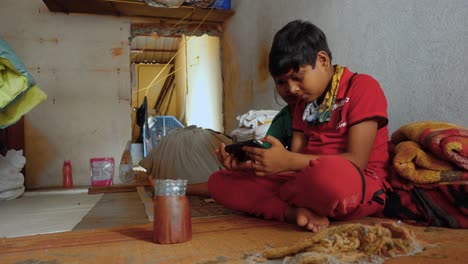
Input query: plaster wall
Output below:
<box><xmin>223</xmin><ymin>0</ymin><xmax>468</xmax><ymax>133</ymax></box>
<box><xmin>0</xmin><ymin>1</ymin><xmax>225</xmax><ymax>188</ymax></box>
<box><xmin>0</xmin><ymin>0</ymin><xmax>131</xmax><ymax>187</ymax></box>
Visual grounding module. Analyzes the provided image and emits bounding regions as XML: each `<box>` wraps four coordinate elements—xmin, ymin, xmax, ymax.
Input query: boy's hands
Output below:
<box><xmin>215</xmin><ymin>142</ymin><xmax>253</xmax><ymax>171</ymax></box>
<box><xmin>244</xmin><ymin>135</ymin><xmax>291</xmax><ymax>176</ymax></box>
<box><xmin>215</xmin><ymin>136</ymin><xmax>293</xmax><ymax>176</ymax></box>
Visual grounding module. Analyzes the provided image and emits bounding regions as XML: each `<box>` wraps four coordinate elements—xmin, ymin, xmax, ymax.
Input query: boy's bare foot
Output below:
<box><xmin>285</xmin><ymin>206</ymin><xmax>329</xmax><ymax>232</ymax></box>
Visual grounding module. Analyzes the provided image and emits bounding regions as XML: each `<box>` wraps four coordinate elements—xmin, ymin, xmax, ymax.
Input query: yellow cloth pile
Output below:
<box><xmin>0</xmin><ymin>37</ymin><xmax>47</xmax><ymax>128</ymax></box>
<box><xmin>0</xmin><ymin>85</ymin><xmax>46</xmax><ymax>127</ymax></box>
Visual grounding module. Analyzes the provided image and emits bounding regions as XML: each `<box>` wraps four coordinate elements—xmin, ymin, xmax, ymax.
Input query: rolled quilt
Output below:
<box><xmin>391</xmin><ymin>121</ymin><xmax>468</xmax><ymax>170</ymax></box>
<box><xmin>393</xmin><ymin>141</ymin><xmax>468</xmax><ymax>184</ymax></box>
<box><xmin>391</xmin><ymin>121</ymin><xmax>461</xmax><ymax>143</ymax></box>
<box><xmin>419</xmin><ymin>128</ymin><xmax>468</xmax><ymax>170</ymax></box>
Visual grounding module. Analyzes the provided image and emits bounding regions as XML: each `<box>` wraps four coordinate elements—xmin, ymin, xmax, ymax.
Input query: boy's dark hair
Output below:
<box><xmin>269</xmin><ymin>20</ymin><xmax>332</xmax><ymax>77</ymax></box>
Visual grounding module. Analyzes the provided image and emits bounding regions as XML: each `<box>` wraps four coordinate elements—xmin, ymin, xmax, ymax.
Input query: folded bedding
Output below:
<box><xmin>419</xmin><ymin>127</ymin><xmax>468</xmax><ymax>170</ymax></box>
<box><xmin>391</xmin><ymin>121</ymin><xmax>468</xmax><ymax>170</ymax></box>
<box><xmin>392</xmin><ymin>141</ymin><xmax>468</xmax><ymax>184</ymax></box>
<box><xmin>386</xmin><ymin>121</ymin><xmax>468</xmax><ymax>228</ymax></box>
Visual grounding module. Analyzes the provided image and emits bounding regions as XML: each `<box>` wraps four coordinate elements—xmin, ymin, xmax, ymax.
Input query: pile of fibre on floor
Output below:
<box><xmin>260</xmin><ymin>222</ymin><xmax>423</xmax><ymax>264</ymax></box>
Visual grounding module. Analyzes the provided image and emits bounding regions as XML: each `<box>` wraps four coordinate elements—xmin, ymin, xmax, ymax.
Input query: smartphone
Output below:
<box><xmin>224</xmin><ymin>139</ymin><xmax>266</xmax><ymax>161</ymax></box>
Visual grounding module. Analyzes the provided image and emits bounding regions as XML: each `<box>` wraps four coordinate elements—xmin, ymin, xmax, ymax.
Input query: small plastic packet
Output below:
<box><xmin>90</xmin><ymin>157</ymin><xmax>115</xmax><ymax>186</ymax></box>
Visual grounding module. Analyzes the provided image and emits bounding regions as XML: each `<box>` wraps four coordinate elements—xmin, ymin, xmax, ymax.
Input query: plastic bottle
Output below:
<box><xmin>63</xmin><ymin>160</ymin><xmax>73</xmax><ymax>188</ymax></box>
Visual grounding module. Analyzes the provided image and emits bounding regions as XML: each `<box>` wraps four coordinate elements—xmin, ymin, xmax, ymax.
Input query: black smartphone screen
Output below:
<box><xmin>224</xmin><ymin>139</ymin><xmax>266</xmax><ymax>161</ymax></box>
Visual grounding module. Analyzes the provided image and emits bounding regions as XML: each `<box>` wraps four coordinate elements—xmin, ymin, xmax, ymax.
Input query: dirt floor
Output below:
<box><xmin>0</xmin><ymin>213</ymin><xmax>466</xmax><ymax>264</ymax></box>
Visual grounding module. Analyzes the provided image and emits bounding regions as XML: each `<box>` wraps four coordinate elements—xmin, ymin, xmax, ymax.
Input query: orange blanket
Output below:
<box><xmin>388</xmin><ymin>122</ymin><xmax>468</xmax><ymax>229</ymax></box>
<box><xmin>392</xmin><ymin>141</ymin><xmax>468</xmax><ymax>184</ymax></box>
<box><xmin>391</xmin><ymin>121</ymin><xmax>468</xmax><ymax>170</ymax></box>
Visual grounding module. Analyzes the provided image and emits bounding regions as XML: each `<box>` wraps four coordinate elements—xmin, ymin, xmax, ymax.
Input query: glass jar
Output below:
<box><xmin>153</xmin><ymin>179</ymin><xmax>192</xmax><ymax>244</ymax></box>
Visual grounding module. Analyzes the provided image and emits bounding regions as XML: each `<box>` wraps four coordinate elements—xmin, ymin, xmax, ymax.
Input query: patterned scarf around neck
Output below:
<box><xmin>302</xmin><ymin>64</ymin><xmax>344</xmax><ymax>125</ymax></box>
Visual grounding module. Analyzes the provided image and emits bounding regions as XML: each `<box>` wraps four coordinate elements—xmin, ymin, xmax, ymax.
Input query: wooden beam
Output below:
<box><xmin>42</xmin><ymin>0</ymin><xmax>234</xmax><ymax>22</ymax></box>
<box><xmin>103</xmin><ymin>0</ymin><xmax>145</xmax><ymax>5</ymax></box>
<box><xmin>87</xmin><ymin>184</ymin><xmax>149</xmax><ymax>194</ymax></box>
<box><xmin>131</xmin><ymin>48</ymin><xmax>178</xmax><ymax>53</ymax></box>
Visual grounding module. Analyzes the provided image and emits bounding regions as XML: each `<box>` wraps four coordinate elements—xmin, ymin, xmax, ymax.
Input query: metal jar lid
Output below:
<box><xmin>154</xmin><ymin>179</ymin><xmax>188</xmax><ymax>196</ymax></box>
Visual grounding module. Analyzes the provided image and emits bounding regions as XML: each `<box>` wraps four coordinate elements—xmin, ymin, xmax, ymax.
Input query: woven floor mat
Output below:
<box><xmin>188</xmin><ymin>196</ymin><xmax>235</xmax><ymax>218</ymax></box>
<box><xmin>137</xmin><ymin>187</ymin><xmax>237</xmax><ymax>221</ymax></box>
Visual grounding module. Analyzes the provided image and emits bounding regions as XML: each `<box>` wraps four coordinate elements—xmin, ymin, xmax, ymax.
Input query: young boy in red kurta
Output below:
<box><xmin>208</xmin><ymin>20</ymin><xmax>390</xmax><ymax>232</ymax></box>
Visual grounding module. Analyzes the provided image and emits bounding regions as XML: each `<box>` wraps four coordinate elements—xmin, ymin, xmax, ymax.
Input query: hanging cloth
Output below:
<box><xmin>135</xmin><ymin>96</ymin><xmax>148</xmax><ymax>143</ymax></box>
<box><xmin>0</xmin><ymin>37</ymin><xmax>46</xmax><ymax>128</ymax></box>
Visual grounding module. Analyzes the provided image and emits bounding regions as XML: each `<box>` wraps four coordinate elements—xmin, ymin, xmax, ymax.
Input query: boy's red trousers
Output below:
<box><xmin>208</xmin><ymin>156</ymin><xmax>387</xmax><ymax>221</ymax></box>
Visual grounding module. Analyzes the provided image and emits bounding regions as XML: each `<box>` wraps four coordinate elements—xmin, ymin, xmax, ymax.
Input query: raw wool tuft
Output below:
<box><xmin>261</xmin><ymin>223</ymin><xmax>423</xmax><ymax>264</ymax></box>
<box><xmin>139</xmin><ymin>126</ymin><xmax>232</xmax><ymax>184</ymax></box>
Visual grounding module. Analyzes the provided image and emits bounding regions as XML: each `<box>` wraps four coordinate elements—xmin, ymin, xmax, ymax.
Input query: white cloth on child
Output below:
<box><xmin>230</xmin><ymin>110</ymin><xmax>279</xmax><ymax>142</ymax></box>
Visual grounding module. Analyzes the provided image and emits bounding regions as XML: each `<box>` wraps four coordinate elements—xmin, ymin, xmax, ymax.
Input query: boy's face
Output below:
<box><xmin>276</xmin><ymin>79</ymin><xmax>297</xmax><ymax>107</ymax></box>
<box><xmin>273</xmin><ymin>54</ymin><xmax>331</xmax><ymax>104</ymax></box>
